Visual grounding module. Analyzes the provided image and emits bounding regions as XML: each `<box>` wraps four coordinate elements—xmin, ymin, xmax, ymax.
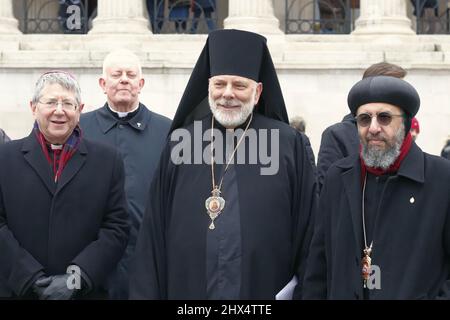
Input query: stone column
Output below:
<box><xmin>353</xmin><ymin>0</ymin><xmax>414</xmax><ymax>35</ymax></box>
<box><xmin>89</xmin><ymin>0</ymin><xmax>151</xmax><ymax>34</ymax></box>
<box><xmin>224</xmin><ymin>0</ymin><xmax>283</xmax><ymax>35</ymax></box>
<box><xmin>0</xmin><ymin>0</ymin><xmax>20</xmax><ymax>34</ymax></box>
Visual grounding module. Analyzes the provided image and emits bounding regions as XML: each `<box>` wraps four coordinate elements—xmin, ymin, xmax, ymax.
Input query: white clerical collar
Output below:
<box><xmin>107</xmin><ymin>104</ymin><xmax>140</xmax><ymax>118</ymax></box>
<box><xmin>51</xmin><ymin>144</ymin><xmax>63</xmax><ymax>150</ymax></box>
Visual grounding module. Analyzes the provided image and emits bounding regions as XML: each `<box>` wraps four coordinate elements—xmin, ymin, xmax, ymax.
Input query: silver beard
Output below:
<box><xmin>209</xmin><ymin>87</ymin><xmax>256</xmax><ymax>128</ymax></box>
<box><xmin>361</xmin><ymin>124</ymin><xmax>405</xmax><ymax>170</ymax></box>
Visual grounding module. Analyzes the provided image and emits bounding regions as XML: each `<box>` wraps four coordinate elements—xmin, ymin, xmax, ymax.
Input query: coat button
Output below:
<box><xmin>410</xmin><ymin>197</ymin><xmax>415</xmax><ymax>204</ymax></box>
<box><xmin>119</xmin><ymin>124</ymin><xmax>124</xmax><ymax>129</ymax></box>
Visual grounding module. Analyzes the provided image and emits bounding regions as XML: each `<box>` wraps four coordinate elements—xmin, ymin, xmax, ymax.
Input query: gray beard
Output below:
<box><xmin>361</xmin><ymin>125</ymin><xmax>405</xmax><ymax>170</ymax></box>
<box><xmin>208</xmin><ymin>87</ymin><xmax>256</xmax><ymax>128</ymax></box>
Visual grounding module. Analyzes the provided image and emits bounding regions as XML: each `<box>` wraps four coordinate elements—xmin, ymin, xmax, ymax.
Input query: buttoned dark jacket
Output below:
<box><xmin>303</xmin><ymin>142</ymin><xmax>450</xmax><ymax>299</ymax></box>
<box><xmin>0</xmin><ymin>133</ymin><xmax>129</xmax><ymax>298</ymax></box>
<box><xmin>80</xmin><ymin>104</ymin><xmax>171</xmax><ymax>297</ymax></box>
<box><xmin>80</xmin><ymin>104</ymin><xmax>170</xmax><ymax>248</ymax></box>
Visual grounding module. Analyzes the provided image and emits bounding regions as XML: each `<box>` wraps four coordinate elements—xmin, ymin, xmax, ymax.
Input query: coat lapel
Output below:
<box><xmin>340</xmin><ymin>158</ymin><xmax>364</xmax><ymax>259</ymax></box>
<box><xmin>55</xmin><ymin>140</ymin><xmax>87</xmax><ymax>194</ymax></box>
<box><xmin>22</xmin><ymin>134</ymin><xmax>56</xmax><ymax>195</ymax></box>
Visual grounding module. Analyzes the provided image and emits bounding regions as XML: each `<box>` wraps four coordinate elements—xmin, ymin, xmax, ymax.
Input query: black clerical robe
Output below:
<box><xmin>130</xmin><ymin>112</ymin><xmax>317</xmax><ymax>299</ymax></box>
<box><xmin>303</xmin><ymin>143</ymin><xmax>450</xmax><ymax>299</ymax></box>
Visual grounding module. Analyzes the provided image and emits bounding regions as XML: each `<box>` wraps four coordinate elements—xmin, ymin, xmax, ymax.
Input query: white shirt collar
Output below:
<box><xmin>107</xmin><ymin>103</ymin><xmax>140</xmax><ymax>118</ymax></box>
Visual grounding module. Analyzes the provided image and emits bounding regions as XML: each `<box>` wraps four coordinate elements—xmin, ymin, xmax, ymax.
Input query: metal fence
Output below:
<box><xmin>148</xmin><ymin>0</ymin><xmax>218</xmax><ymax>34</ymax></box>
<box><xmin>412</xmin><ymin>0</ymin><xmax>450</xmax><ymax>34</ymax></box>
<box><xmin>285</xmin><ymin>0</ymin><xmax>356</xmax><ymax>34</ymax></box>
<box><xmin>20</xmin><ymin>0</ymin><xmax>450</xmax><ymax>35</ymax></box>
<box><xmin>20</xmin><ymin>0</ymin><xmax>218</xmax><ymax>34</ymax></box>
<box><xmin>20</xmin><ymin>0</ymin><xmax>96</xmax><ymax>34</ymax></box>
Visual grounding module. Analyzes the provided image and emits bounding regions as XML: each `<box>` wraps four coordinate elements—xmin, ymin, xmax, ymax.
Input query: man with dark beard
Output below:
<box><xmin>303</xmin><ymin>75</ymin><xmax>450</xmax><ymax>299</ymax></box>
<box><xmin>130</xmin><ymin>29</ymin><xmax>317</xmax><ymax>299</ymax></box>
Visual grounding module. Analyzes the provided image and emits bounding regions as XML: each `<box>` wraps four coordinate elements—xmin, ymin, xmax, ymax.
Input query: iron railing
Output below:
<box><xmin>17</xmin><ymin>0</ymin><xmax>450</xmax><ymax>35</ymax></box>
<box><xmin>147</xmin><ymin>0</ymin><xmax>218</xmax><ymax>34</ymax></box>
<box><xmin>412</xmin><ymin>0</ymin><xmax>450</xmax><ymax>34</ymax></box>
<box><xmin>285</xmin><ymin>0</ymin><xmax>356</xmax><ymax>34</ymax></box>
<box><xmin>20</xmin><ymin>0</ymin><xmax>216</xmax><ymax>35</ymax></box>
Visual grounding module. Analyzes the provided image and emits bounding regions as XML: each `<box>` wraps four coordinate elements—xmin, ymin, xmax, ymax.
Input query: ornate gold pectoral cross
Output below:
<box><xmin>205</xmin><ymin>187</ymin><xmax>225</xmax><ymax>230</ymax></box>
<box><xmin>362</xmin><ymin>247</ymin><xmax>372</xmax><ymax>288</ymax></box>
<box><xmin>206</xmin><ymin>113</ymin><xmax>253</xmax><ymax>231</ymax></box>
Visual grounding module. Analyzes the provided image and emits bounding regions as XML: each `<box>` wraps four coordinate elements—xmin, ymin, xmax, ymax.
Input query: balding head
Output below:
<box><xmin>102</xmin><ymin>49</ymin><xmax>142</xmax><ymax>78</ymax></box>
<box><xmin>100</xmin><ymin>49</ymin><xmax>145</xmax><ymax>112</ymax></box>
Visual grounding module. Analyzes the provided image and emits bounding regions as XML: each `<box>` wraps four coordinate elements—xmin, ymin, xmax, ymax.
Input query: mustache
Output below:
<box><xmin>215</xmin><ymin>98</ymin><xmax>242</xmax><ymax>107</ymax></box>
<box><xmin>366</xmin><ymin>134</ymin><xmax>387</xmax><ymax>142</ymax></box>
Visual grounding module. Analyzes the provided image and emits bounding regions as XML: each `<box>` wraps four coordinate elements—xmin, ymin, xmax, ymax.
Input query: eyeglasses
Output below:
<box><xmin>38</xmin><ymin>99</ymin><xmax>78</xmax><ymax>111</ymax></box>
<box><xmin>355</xmin><ymin>112</ymin><xmax>403</xmax><ymax>127</ymax></box>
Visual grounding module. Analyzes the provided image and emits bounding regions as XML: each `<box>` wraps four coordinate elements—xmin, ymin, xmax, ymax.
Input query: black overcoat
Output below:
<box><xmin>317</xmin><ymin>113</ymin><xmax>359</xmax><ymax>192</ymax></box>
<box><xmin>304</xmin><ymin>143</ymin><xmax>450</xmax><ymax>299</ymax></box>
<box><xmin>0</xmin><ymin>134</ymin><xmax>129</xmax><ymax>298</ymax></box>
<box><xmin>130</xmin><ymin>113</ymin><xmax>317</xmax><ymax>299</ymax></box>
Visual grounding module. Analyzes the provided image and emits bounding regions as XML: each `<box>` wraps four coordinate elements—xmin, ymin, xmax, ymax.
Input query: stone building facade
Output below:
<box><xmin>0</xmin><ymin>0</ymin><xmax>449</xmax><ymax>156</ymax></box>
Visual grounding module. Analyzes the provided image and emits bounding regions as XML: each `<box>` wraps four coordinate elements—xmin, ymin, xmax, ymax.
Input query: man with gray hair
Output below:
<box><xmin>0</xmin><ymin>71</ymin><xmax>129</xmax><ymax>299</ymax></box>
<box><xmin>290</xmin><ymin>116</ymin><xmax>306</xmax><ymax>133</ymax></box>
<box><xmin>303</xmin><ymin>76</ymin><xmax>450</xmax><ymax>299</ymax></box>
<box><xmin>80</xmin><ymin>49</ymin><xmax>171</xmax><ymax>299</ymax></box>
<box><xmin>130</xmin><ymin>30</ymin><xmax>317</xmax><ymax>300</ymax></box>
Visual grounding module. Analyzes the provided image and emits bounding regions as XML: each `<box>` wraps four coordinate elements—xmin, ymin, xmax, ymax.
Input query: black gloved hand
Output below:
<box><xmin>32</xmin><ymin>276</ymin><xmax>53</xmax><ymax>300</ymax></box>
<box><xmin>40</xmin><ymin>274</ymin><xmax>78</xmax><ymax>300</ymax></box>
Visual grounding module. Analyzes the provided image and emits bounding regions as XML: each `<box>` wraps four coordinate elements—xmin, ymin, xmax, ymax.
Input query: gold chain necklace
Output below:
<box><xmin>361</xmin><ymin>173</ymin><xmax>374</xmax><ymax>288</ymax></box>
<box><xmin>205</xmin><ymin>113</ymin><xmax>253</xmax><ymax>230</ymax></box>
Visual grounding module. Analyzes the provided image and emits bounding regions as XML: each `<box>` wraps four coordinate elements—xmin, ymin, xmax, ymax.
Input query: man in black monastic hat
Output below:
<box><xmin>130</xmin><ymin>29</ymin><xmax>317</xmax><ymax>299</ymax></box>
<box><xmin>316</xmin><ymin>62</ymin><xmax>407</xmax><ymax>193</ymax></box>
<box><xmin>303</xmin><ymin>76</ymin><xmax>450</xmax><ymax>299</ymax></box>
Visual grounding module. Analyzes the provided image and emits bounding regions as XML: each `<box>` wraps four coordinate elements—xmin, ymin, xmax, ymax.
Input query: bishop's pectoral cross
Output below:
<box><xmin>361</xmin><ymin>246</ymin><xmax>372</xmax><ymax>288</ymax></box>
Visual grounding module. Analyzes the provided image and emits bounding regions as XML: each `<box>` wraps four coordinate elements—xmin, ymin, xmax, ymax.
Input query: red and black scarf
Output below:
<box><xmin>360</xmin><ymin>132</ymin><xmax>413</xmax><ymax>181</ymax></box>
<box><xmin>34</xmin><ymin>122</ymin><xmax>82</xmax><ymax>183</ymax></box>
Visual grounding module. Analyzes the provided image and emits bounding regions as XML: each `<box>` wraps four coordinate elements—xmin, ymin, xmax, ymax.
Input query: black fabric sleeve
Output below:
<box><xmin>129</xmin><ymin>142</ymin><xmax>172</xmax><ymax>299</ymax></box>
<box><xmin>71</xmin><ymin>150</ymin><xmax>129</xmax><ymax>289</ymax></box>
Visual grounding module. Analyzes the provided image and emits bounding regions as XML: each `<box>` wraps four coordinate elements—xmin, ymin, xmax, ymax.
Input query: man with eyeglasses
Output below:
<box><xmin>303</xmin><ymin>76</ymin><xmax>450</xmax><ymax>299</ymax></box>
<box><xmin>0</xmin><ymin>71</ymin><xmax>129</xmax><ymax>299</ymax></box>
<box><xmin>317</xmin><ymin>62</ymin><xmax>407</xmax><ymax>193</ymax></box>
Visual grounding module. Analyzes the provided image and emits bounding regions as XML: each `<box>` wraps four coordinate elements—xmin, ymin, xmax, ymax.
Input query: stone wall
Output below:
<box><xmin>0</xmin><ymin>0</ymin><xmax>449</xmax><ymax>157</ymax></box>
